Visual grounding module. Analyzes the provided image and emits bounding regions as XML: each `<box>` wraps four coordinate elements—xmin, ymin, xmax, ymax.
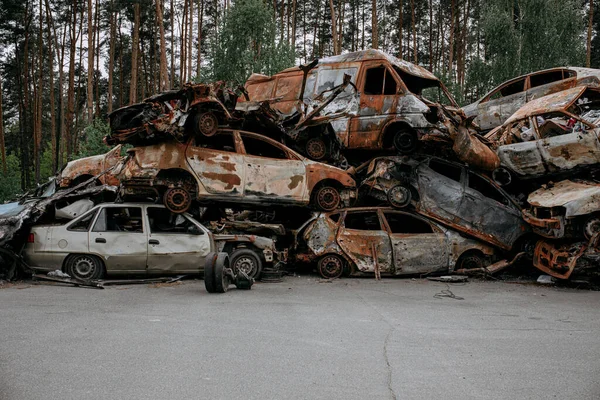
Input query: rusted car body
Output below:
<box><xmin>118</xmin><ymin>129</ymin><xmax>357</xmax><ymax>213</ymax></box>
<box><xmin>485</xmin><ymin>86</ymin><xmax>600</xmax><ymax>185</ymax></box>
<box><xmin>357</xmin><ymin>156</ymin><xmax>530</xmax><ymax>250</ymax></box>
<box><xmin>237</xmin><ymin>49</ymin><xmax>463</xmax><ymax>159</ymax></box>
<box><xmin>294</xmin><ymin>207</ymin><xmax>496</xmax><ymax>278</ymax></box>
<box><xmin>463</xmin><ymin>67</ymin><xmax>600</xmax><ymax>131</ymax></box>
<box><xmin>106</xmin><ymin>82</ymin><xmax>240</xmax><ymax>145</ymax></box>
<box><xmin>533</xmin><ymin>235</ymin><xmax>600</xmax><ymax>280</ymax></box>
<box><xmin>58</xmin><ymin>145</ymin><xmax>123</xmax><ymax>188</ymax></box>
<box><xmin>523</xmin><ymin>180</ymin><xmax>600</xmax><ymax>240</ymax></box>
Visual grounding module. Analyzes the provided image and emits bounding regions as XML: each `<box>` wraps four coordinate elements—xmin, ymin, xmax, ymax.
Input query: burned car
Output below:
<box><xmin>237</xmin><ymin>49</ymin><xmax>462</xmax><ymax>160</ymax></box>
<box><xmin>357</xmin><ymin>156</ymin><xmax>531</xmax><ymax>251</ymax></box>
<box><xmin>463</xmin><ymin>67</ymin><xmax>600</xmax><ymax>131</ymax></box>
<box><xmin>58</xmin><ymin>145</ymin><xmax>123</xmax><ymax>188</ymax></box>
<box><xmin>23</xmin><ymin>202</ymin><xmax>278</xmax><ymax>280</ymax></box>
<box><xmin>485</xmin><ymin>86</ymin><xmax>600</xmax><ymax>186</ymax></box>
<box><xmin>118</xmin><ymin>129</ymin><xmax>357</xmax><ymax>213</ymax></box>
<box><xmin>294</xmin><ymin>207</ymin><xmax>496</xmax><ymax>279</ymax></box>
<box><xmin>523</xmin><ymin>180</ymin><xmax>600</xmax><ymax>240</ymax></box>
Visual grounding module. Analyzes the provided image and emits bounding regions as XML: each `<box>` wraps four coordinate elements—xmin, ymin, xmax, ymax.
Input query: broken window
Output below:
<box><xmin>529</xmin><ymin>70</ymin><xmax>574</xmax><ymax>88</ymax></box>
<box><xmin>67</xmin><ymin>209</ymin><xmax>99</xmax><ymax>232</ymax></box>
<box><xmin>148</xmin><ymin>207</ymin><xmax>198</xmax><ymax>234</ymax></box>
<box><xmin>487</xmin><ymin>78</ymin><xmax>526</xmax><ymax>101</ymax></box>
<box><xmin>195</xmin><ymin>132</ymin><xmax>236</xmax><ymax>153</ymax></box>
<box><xmin>467</xmin><ymin>173</ymin><xmax>510</xmax><ymax>207</ymax></box>
<box><xmin>383</xmin><ymin>212</ymin><xmax>433</xmax><ymax>234</ymax></box>
<box><xmin>428</xmin><ymin>159</ymin><xmax>462</xmax><ymax>182</ymax></box>
<box><xmin>535</xmin><ymin>113</ymin><xmax>572</xmax><ymax>138</ymax></box>
<box><xmin>364</xmin><ymin>66</ymin><xmax>396</xmax><ymax>95</ymax></box>
<box><xmin>328</xmin><ymin>213</ymin><xmax>341</xmax><ymax>223</ymax></box>
<box><xmin>344</xmin><ymin>212</ymin><xmax>381</xmax><ymax>231</ymax></box>
<box><xmin>241</xmin><ymin>134</ymin><xmax>288</xmax><ymax>159</ymax></box>
<box><xmin>92</xmin><ymin>207</ymin><xmax>143</xmax><ymax>233</ymax></box>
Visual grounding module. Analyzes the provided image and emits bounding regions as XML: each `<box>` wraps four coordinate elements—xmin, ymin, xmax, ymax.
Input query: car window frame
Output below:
<box><xmin>380</xmin><ymin>210</ymin><xmax>440</xmax><ymax>235</ymax></box>
<box><xmin>146</xmin><ymin>206</ymin><xmax>205</xmax><ymax>235</ymax></box>
<box><xmin>238</xmin><ymin>132</ymin><xmax>301</xmax><ymax>161</ymax></box>
<box><xmin>342</xmin><ymin>210</ymin><xmax>384</xmax><ymax>232</ymax></box>
<box><xmin>189</xmin><ymin>130</ymin><xmax>241</xmax><ymax>154</ymax></box>
<box><xmin>91</xmin><ymin>205</ymin><xmax>145</xmax><ymax>234</ymax></box>
<box><xmin>480</xmin><ymin>77</ymin><xmax>527</xmax><ymax>104</ymax></box>
<box><xmin>66</xmin><ymin>207</ymin><xmax>100</xmax><ymax>232</ymax></box>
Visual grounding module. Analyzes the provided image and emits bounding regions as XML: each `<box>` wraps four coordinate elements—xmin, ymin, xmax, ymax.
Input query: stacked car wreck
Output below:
<box><xmin>3</xmin><ymin>49</ymin><xmax>600</xmax><ymax>285</ymax></box>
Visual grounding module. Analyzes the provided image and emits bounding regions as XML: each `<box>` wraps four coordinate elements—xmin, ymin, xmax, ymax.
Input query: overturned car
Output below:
<box><xmin>294</xmin><ymin>207</ymin><xmax>496</xmax><ymax>279</ymax></box>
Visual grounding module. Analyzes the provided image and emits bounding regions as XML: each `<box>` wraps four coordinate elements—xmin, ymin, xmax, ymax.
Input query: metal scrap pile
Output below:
<box><xmin>4</xmin><ymin>49</ymin><xmax>600</xmax><ymax>283</ymax></box>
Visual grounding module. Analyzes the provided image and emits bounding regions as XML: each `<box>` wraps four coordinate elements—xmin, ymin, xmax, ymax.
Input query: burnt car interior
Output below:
<box><xmin>93</xmin><ymin>207</ymin><xmax>144</xmax><ymax>233</ymax></box>
<box><xmin>148</xmin><ymin>208</ymin><xmax>200</xmax><ymax>234</ymax></box>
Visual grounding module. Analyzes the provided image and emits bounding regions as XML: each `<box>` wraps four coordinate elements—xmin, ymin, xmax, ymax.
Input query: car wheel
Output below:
<box><xmin>318</xmin><ymin>254</ymin><xmax>345</xmax><ymax>279</ymax></box>
<box><xmin>457</xmin><ymin>252</ymin><xmax>485</xmax><ymax>270</ymax></box>
<box><xmin>387</xmin><ymin>185</ymin><xmax>412</xmax><ymax>208</ymax></box>
<box><xmin>393</xmin><ymin>130</ymin><xmax>418</xmax><ymax>154</ymax></box>
<box><xmin>230</xmin><ymin>249</ymin><xmax>263</xmax><ymax>280</ymax></box>
<box><xmin>583</xmin><ymin>215</ymin><xmax>600</xmax><ymax>240</ymax></box>
<box><xmin>492</xmin><ymin>167</ymin><xmax>513</xmax><ymax>187</ymax></box>
<box><xmin>195</xmin><ymin>111</ymin><xmax>219</xmax><ymax>137</ymax></box>
<box><xmin>163</xmin><ymin>187</ymin><xmax>192</xmax><ymax>213</ymax></box>
<box><xmin>313</xmin><ymin>185</ymin><xmax>341</xmax><ymax>211</ymax></box>
<box><xmin>305</xmin><ymin>138</ymin><xmax>327</xmax><ymax>160</ymax></box>
<box><xmin>204</xmin><ymin>252</ymin><xmax>218</xmax><ymax>293</ymax></box>
<box><xmin>214</xmin><ymin>253</ymin><xmax>231</xmax><ymax>293</ymax></box>
<box><xmin>65</xmin><ymin>254</ymin><xmax>104</xmax><ymax>280</ymax></box>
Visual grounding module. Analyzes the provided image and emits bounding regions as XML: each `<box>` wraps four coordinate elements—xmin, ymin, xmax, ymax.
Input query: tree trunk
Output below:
<box><xmin>170</xmin><ymin>0</ymin><xmax>175</xmax><ymax>88</ymax></box>
<box><xmin>329</xmin><ymin>0</ymin><xmax>339</xmax><ymax>54</ymax></box>
<box><xmin>448</xmin><ymin>0</ymin><xmax>455</xmax><ymax>78</ymax></box>
<box><xmin>86</xmin><ymin>0</ymin><xmax>94</xmax><ymax>122</ymax></box>
<box><xmin>108</xmin><ymin>8</ymin><xmax>116</xmax><ymax>113</ymax></box>
<box><xmin>312</xmin><ymin>0</ymin><xmax>320</xmax><ymax>58</ymax></box>
<box><xmin>188</xmin><ymin>0</ymin><xmax>193</xmax><ymax>81</ymax></box>
<box><xmin>0</xmin><ymin>80</ymin><xmax>6</xmax><ymax>175</ymax></box>
<box><xmin>130</xmin><ymin>2</ymin><xmax>140</xmax><ymax>104</ymax></box>
<box><xmin>157</xmin><ymin>0</ymin><xmax>169</xmax><ymax>91</ymax></box>
<box><xmin>291</xmin><ymin>0</ymin><xmax>297</xmax><ymax>51</ymax></box>
<box><xmin>398</xmin><ymin>0</ymin><xmax>402</xmax><ymax>57</ymax></box>
<box><xmin>35</xmin><ymin>0</ymin><xmax>43</xmax><ymax>182</ymax></box>
<box><xmin>197</xmin><ymin>0</ymin><xmax>203</xmax><ymax>78</ymax></box>
<box><xmin>66</xmin><ymin>0</ymin><xmax>77</xmax><ymax>160</ymax></box>
<box><xmin>410</xmin><ymin>0</ymin><xmax>416</xmax><ymax>62</ymax></box>
<box><xmin>428</xmin><ymin>0</ymin><xmax>433</xmax><ymax>70</ymax></box>
<box><xmin>94</xmin><ymin>0</ymin><xmax>100</xmax><ymax>116</ymax></box>
<box><xmin>371</xmin><ymin>0</ymin><xmax>378</xmax><ymax>49</ymax></box>
<box><xmin>587</xmin><ymin>0</ymin><xmax>594</xmax><ymax>67</ymax></box>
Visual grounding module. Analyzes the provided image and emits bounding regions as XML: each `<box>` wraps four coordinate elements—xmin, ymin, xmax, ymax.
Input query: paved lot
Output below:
<box><xmin>0</xmin><ymin>276</ymin><xmax>599</xmax><ymax>400</ymax></box>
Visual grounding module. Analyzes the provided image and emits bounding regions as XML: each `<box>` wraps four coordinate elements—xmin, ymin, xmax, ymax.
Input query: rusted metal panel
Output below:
<box><xmin>58</xmin><ymin>145</ymin><xmax>123</xmax><ymax>188</ymax></box>
<box><xmin>505</xmin><ymin>86</ymin><xmax>586</xmax><ymax>125</ymax></box>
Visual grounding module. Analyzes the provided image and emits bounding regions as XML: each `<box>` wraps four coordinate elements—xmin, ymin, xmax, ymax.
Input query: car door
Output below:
<box><xmin>348</xmin><ymin>62</ymin><xmax>399</xmax><ymax>149</ymax></box>
<box><xmin>185</xmin><ymin>131</ymin><xmax>245</xmax><ymax>197</ymax></box>
<box><xmin>414</xmin><ymin>159</ymin><xmax>465</xmax><ymax>224</ymax></box>
<box><xmin>382</xmin><ymin>211</ymin><xmax>448</xmax><ymax>275</ymax></box>
<box><xmin>239</xmin><ymin>132</ymin><xmax>307</xmax><ymax>202</ymax></box>
<box><xmin>458</xmin><ymin>172</ymin><xmax>527</xmax><ymax>250</ymax></box>
<box><xmin>496</xmin><ymin>117</ymin><xmax>547</xmax><ymax>177</ymax></box>
<box><xmin>476</xmin><ymin>77</ymin><xmax>527</xmax><ymax>130</ymax></box>
<box><xmin>336</xmin><ymin>210</ymin><xmax>393</xmax><ymax>273</ymax></box>
<box><xmin>145</xmin><ymin>206</ymin><xmax>211</xmax><ymax>274</ymax></box>
<box><xmin>88</xmin><ymin>206</ymin><xmax>148</xmax><ymax>274</ymax></box>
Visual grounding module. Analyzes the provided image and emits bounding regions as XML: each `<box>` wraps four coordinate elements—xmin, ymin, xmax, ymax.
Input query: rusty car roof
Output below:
<box><xmin>272</xmin><ymin>49</ymin><xmax>439</xmax><ymax>82</ymax></box>
<box><xmin>504</xmin><ymin>86</ymin><xmax>587</xmax><ymax>125</ymax></box>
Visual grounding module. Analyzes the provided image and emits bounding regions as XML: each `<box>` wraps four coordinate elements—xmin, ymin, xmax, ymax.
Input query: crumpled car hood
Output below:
<box><xmin>528</xmin><ymin>180</ymin><xmax>600</xmax><ymax>217</ymax></box>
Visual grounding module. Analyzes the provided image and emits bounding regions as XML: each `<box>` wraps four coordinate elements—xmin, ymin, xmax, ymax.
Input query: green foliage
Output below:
<box><xmin>0</xmin><ymin>154</ymin><xmax>23</xmax><ymax>202</ymax></box>
<box><xmin>207</xmin><ymin>0</ymin><xmax>295</xmax><ymax>84</ymax></box>
<box><xmin>76</xmin><ymin>120</ymin><xmax>112</xmax><ymax>160</ymax></box>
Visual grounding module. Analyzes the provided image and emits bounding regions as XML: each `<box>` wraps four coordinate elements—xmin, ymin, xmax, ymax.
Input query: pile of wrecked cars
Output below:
<box><xmin>3</xmin><ymin>49</ymin><xmax>600</xmax><ymax>291</ymax></box>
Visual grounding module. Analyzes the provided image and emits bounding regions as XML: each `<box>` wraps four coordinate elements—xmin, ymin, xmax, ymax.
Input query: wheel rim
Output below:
<box><xmin>164</xmin><ymin>188</ymin><xmax>191</xmax><ymax>213</ymax></box>
<box><xmin>461</xmin><ymin>256</ymin><xmax>482</xmax><ymax>270</ymax></box>
<box><xmin>306</xmin><ymin>138</ymin><xmax>327</xmax><ymax>160</ymax></box>
<box><xmin>233</xmin><ymin>255</ymin><xmax>258</xmax><ymax>277</ymax></box>
<box><xmin>320</xmin><ymin>256</ymin><xmax>343</xmax><ymax>279</ymax></box>
<box><xmin>316</xmin><ymin>187</ymin><xmax>340</xmax><ymax>211</ymax></box>
<box><xmin>394</xmin><ymin>131</ymin><xmax>417</xmax><ymax>152</ymax></box>
<box><xmin>73</xmin><ymin>256</ymin><xmax>96</xmax><ymax>279</ymax></box>
<box><xmin>197</xmin><ymin>112</ymin><xmax>218</xmax><ymax>137</ymax></box>
<box><xmin>388</xmin><ymin>186</ymin><xmax>411</xmax><ymax>208</ymax></box>
<box><xmin>584</xmin><ymin>218</ymin><xmax>600</xmax><ymax>240</ymax></box>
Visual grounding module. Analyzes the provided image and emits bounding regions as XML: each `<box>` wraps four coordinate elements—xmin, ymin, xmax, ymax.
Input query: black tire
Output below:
<box><xmin>582</xmin><ymin>215</ymin><xmax>600</xmax><ymax>240</ymax></box>
<box><xmin>387</xmin><ymin>185</ymin><xmax>412</xmax><ymax>209</ymax></box>
<box><xmin>393</xmin><ymin>130</ymin><xmax>418</xmax><ymax>154</ymax></box>
<box><xmin>313</xmin><ymin>185</ymin><xmax>342</xmax><ymax>211</ymax></box>
<box><xmin>204</xmin><ymin>252</ymin><xmax>218</xmax><ymax>293</ymax></box>
<box><xmin>456</xmin><ymin>251</ymin><xmax>485</xmax><ymax>270</ymax></box>
<box><xmin>318</xmin><ymin>254</ymin><xmax>345</xmax><ymax>279</ymax></box>
<box><xmin>214</xmin><ymin>253</ymin><xmax>231</xmax><ymax>293</ymax></box>
<box><xmin>305</xmin><ymin>137</ymin><xmax>328</xmax><ymax>160</ymax></box>
<box><xmin>230</xmin><ymin>249</ymin><xmax>263</xmax><ymax>280</ymax></box>
<box><xmin>65</xmin><ymin>254</ymin><xmax>104</xmax><ymax>280</ymax></box>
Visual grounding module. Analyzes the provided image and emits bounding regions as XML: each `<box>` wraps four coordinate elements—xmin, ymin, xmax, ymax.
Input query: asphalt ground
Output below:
<box><xmin>1</xmin><ymin>276</ymin><xmax>599</xmax><ymax>400</ymax></box>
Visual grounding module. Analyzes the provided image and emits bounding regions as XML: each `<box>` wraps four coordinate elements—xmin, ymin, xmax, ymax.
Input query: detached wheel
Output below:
<box><xmin>164</xmin><ymin>187</ymin><xmax>192</xmax><ymax>213</ymax></box>
<box><xmin>204</xmin><ymin>252</ymin><xmax>218</xmax><ymax>293</ymax></box>
<box><xmin>318</xmin><ymin>254</ymin><xmax>344</xmax><ymax>279</ymax></box>
<box><xmin>387</xmin><ymin>185</ymin><xmax>412</xmax><ymax>208</ymax></box>
<box><xmin>230</xmin><ymin>249</ymin><xmax>263</xmax><ymax>280</ymax></box>
<box><xmin>305</xmin><ymin>138</ymin><xmax>327</xmax><ymax>160</ymax></box>
<box><xmin>583</xmin><ymin>215</ymin><xmax>600</xmax><ymax>240</ymax></box>
<box><xmin>195</xmin><ymin>111</ymin><xmax>219</xmax><ymax>137</ymax></box>
<box><xmin>65</xmin><ymin>254</ymin><xmax>104</xmax><ymax>280</ymax></box>
<box><xmin>214</xmin><ymin>253</ymin><xmax>231</xmax><ymax>293</ymax></box>
<box><xmin>393</xmin><ymin>130</ymin><xmax>418</xmax><ymax>154</ymax></box>
<box><xmin>457</xmin><ymin>252</ymin><xmax>485</xmax><ymax>270</ymax></box>
<box><xmin>313</xmin><ymin>185</ymin><xmax>341</xmax><ymax>211</ymax></box>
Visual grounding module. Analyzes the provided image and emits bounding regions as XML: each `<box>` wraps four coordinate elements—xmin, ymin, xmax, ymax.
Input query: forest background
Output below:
<box><xmin>0</xmin><ymin>0</ymin><xmax>596</xmax><ymax>201</ymax></box>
